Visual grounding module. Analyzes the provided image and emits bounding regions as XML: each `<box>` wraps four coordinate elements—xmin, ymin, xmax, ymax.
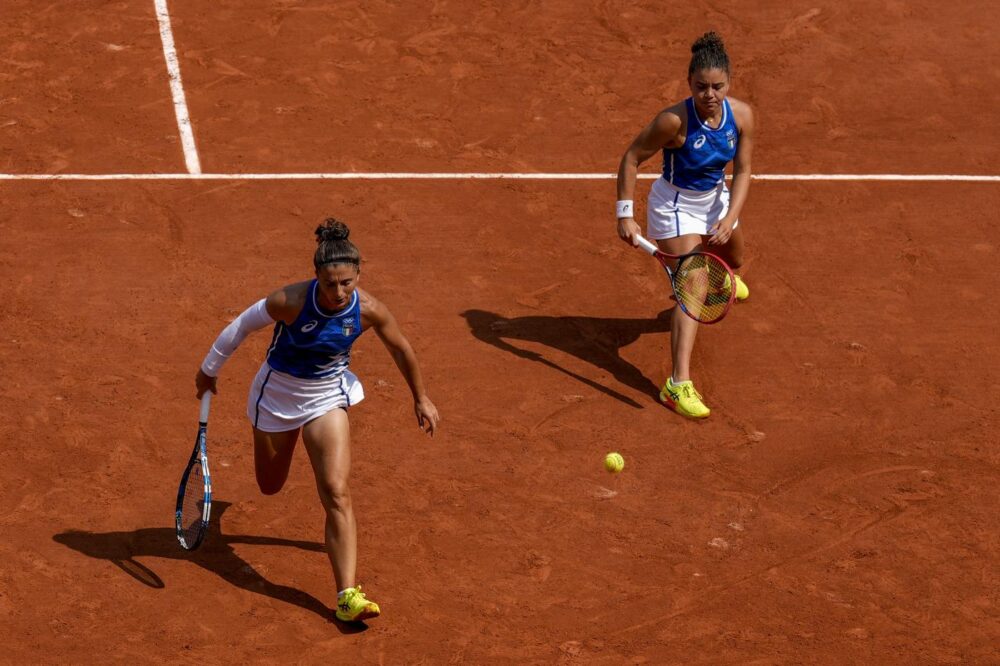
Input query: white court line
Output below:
<box><xmin>0</xmin><ymin>173</ymin><xmax>998</xmax><ymax>181</ymax></box>
<box><xmin>153</xmin><ymin>0</ymin><xmax>201</xmax><ymax>174</ymax></box>
<box><xmin>752</xmin><ymin>174</ymin><xmax>1000</xmax><ymax>182</ymax></box>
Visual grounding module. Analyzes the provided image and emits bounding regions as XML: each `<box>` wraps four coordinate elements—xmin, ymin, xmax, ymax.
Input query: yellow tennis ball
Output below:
<box><xmin>604</xmin><ymin>452</ymin><xmax>625</xmax><ymax>473</ymax></box>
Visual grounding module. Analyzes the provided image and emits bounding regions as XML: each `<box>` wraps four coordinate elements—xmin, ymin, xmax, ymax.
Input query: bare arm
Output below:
<box><xmin>616</xmin><ymin>108</ymin><xmax>682</xmax><ymax>245</ymax></box>
<box><xmin>264</xmin><ymin>281</ymin><xmax>310</xmax><ymax>325</ymax></box>
<box><xmin>709</xmin><ymin>100</ymin><xmax>755</xmax><ymax>244</ymax></box>
<box><xmin>361</xmin><ymin>291</ymin><xmax>439</xmax><ymax>436</ymax></box>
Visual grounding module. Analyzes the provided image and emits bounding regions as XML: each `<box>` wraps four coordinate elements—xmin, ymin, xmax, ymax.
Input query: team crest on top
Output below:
<box><xmin>693</xmin><ymin>134</ymin><xmax>707</xmax><ymax>149</ymax></box>
<box><xmin>726</xmin><ymin>129</ymin><xmax>736</xmax><ymax>149</ymax></box>
<box><xmin>342</xmin><ymin>317</ymin><xmax>356</xmax><ymax>336</ymax></box>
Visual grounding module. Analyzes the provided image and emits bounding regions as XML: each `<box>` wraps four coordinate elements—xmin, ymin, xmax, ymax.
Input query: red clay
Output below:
<box><xmin>2</xmin><ymin>2</ymin><xmax>999</xmax><ymax>664</ymax></box>
<box><xmin>0</xmin><ymin>1</ymin><xmax>183</xmax><ymax>173</ymax></box>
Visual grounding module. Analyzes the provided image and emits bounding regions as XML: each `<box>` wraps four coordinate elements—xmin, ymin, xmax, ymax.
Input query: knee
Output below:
<box><xmin>256</xmin><ymin>469</ymin><xmax>287</xmax><ymax>496</ymax></box>
<box><xmin>317</xmin><ymin>476</ymin><xmax>352</xmax><ymax>512</ymax></box>
<box><xmin>257</xmin><ymin>477</ymin><xmax>285</xmax><ymax>496</ymax></box>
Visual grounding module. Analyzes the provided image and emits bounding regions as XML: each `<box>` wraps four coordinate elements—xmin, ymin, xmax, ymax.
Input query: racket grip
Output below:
<box><xmin>199</xmin><ymin>391</ymin><xmax>212</xmax><ymax>424</ymax></box>
<box><xmin>635</xmin><ymin>235</ymin><xmax>658</xmax><ymax>255</ymax></box>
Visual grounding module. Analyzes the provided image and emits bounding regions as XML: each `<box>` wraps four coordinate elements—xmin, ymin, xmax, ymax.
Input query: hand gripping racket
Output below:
<box><xmin>175</xmin><ymin>392</ymin><xmax>213</xmax><ymax>550</ymax></box>
<box><xmin>635</xmin><ymin>235</ymin><xmax>736</xmax><ymax>324</ymax></box>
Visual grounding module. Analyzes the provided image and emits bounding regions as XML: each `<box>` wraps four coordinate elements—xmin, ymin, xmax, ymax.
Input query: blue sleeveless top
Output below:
<box><xmin>662</xmin><ymin>98</ymin><xmax>738</xmax><ymax>191</ymax></box>
<box><xmin>265</xmin><ymin>281</ymin><xmax>363</xmax><ymax>379</ymax></box>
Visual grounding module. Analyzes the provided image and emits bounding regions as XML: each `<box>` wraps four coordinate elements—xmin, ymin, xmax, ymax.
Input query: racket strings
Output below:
<box><xmin>181</xmin><ymin>463</ymin><xmax>206</xmax><ymax>542</ymax></box>
<box><xmin>673</xmin><ymin>254</ymin><xmax>733</xmax><ymax>323</ymax></box>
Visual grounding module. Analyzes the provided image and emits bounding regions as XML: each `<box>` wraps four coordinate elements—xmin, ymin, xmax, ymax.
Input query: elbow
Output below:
<box><xmin>621</xmin><ymin>152</ymin><xmax>640</xmax><ymax>170</ymax></box>
<box><xmin>392</xmin><ymin>346</ymin><xmax>414</xmax><ymax>367</ymax></box>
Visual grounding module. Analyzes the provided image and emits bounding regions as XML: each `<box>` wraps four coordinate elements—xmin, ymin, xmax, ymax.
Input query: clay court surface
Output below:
<box><xmin>2</xmin><ymin>1</ymin><xmax>999</xmax><ymax>663</ymax></box>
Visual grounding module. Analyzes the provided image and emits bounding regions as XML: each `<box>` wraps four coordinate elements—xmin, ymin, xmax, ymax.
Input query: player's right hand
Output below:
<box><xmin>195</xmin><ymin>369</ymin><xmax>218</xmax><ymax>398</ymax></box>
<box><xmin>617</xmin><ymin>217</ymin><xmax>641</xmax><ymax>247</ymax></box>
<box><xmin>414</xmin><ymin>396</ymin><xmax>439</xmax><ymax>436</ymax></box>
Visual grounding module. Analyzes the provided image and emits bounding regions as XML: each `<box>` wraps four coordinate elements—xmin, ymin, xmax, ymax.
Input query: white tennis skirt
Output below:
<box><xmin>246</xmin><ymin>362</ymin><xmax>365</xmax><ymax>432</ymax></box>
<box><xmin>646</xmin><ymin>177</ymin><xmax>739</xmax><ymax>239</ymax></box>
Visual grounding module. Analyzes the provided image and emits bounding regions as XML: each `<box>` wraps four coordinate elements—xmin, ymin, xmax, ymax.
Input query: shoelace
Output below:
<box><xmin>677</xmin><ymin>384</ymin><xmax>704</xmax><ymax>402</ymax></box>
<box><xmin>341</xmin><ymin>586</ymin><xmax>366</xmax><ymax>608</ymax></box>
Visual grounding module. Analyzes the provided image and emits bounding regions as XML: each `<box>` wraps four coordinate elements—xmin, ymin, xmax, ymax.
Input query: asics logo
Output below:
<box><xmin>301</xmin><ymin>320</ymin><xmax>318</xmax><ymax>332</ymax></box>
<box><xmin>693</xmin><ymin>135</ymin><xmax>706</xmax><ymax>149</ymax></box>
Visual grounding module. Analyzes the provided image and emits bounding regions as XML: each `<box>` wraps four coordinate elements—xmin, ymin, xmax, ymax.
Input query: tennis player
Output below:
<box><xmin>616</xmin><ymin>31</ymin><xmax>754</xmax><ymax>419</ymax></box>
<box><xmin>195</xmin><ymin>218</ymin><xmax>439</xmax><ymax>623</ymax></box>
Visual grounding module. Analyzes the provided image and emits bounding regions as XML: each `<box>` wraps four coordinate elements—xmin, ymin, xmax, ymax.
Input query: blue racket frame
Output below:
<box><xmin>175</xmin><ymin>393</ymin><xmax>213</xmax><ymax>551</ymax></box>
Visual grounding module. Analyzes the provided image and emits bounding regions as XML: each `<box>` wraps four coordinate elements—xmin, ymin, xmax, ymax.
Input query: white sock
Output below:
<box><xmin>338</xmin><ymin>588</ymin><xmax>352</xmax><ymax>599</ymax></box>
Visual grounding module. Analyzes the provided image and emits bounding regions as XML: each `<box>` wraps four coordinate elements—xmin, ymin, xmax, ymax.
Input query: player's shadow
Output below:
<box><xmin>52</xmin><ymin>501</ymin><xmax>366</xmax><ymax>633</ymax></box>
<box><xmin>461</xmin><ymin>308</ymin><xmax>674</xmax><ymax>408</ymax></box>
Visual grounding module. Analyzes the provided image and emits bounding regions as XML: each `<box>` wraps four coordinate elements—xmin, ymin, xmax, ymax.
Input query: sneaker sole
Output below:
<box><xmin>659</xmin><ymin>393</ymin><xmax>710</xmax><ymax>419</ymax></box>
<box><xmin>336</xmin><ymin>607</ymin><xmax>381</xmax><ymax>623</ymax></box>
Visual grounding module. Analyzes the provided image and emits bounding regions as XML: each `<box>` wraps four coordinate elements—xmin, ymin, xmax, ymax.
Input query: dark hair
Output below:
<box><xmin>688</xmin><ymin>31</ymin><xmax>730</xmax><ymax>76</ymax></box>
<box><xmin>313</xmin><ymin>218</ymin><xmax>360</xmax><ymax>269</ymax></box>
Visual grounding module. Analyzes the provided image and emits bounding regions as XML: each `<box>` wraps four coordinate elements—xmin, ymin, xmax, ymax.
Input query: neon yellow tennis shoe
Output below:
<box><xmin>659</xmin><ymin>377</ymin><xmax>711</xmax><ymax>419</ymax></box>
<box><xmin>336</xmin><ymin>585</ymin><xmax>381</xmax><ymax>622</ymax></box>
<box><xmin>723</xmin><ymin>273</ymin><xmax>750</xmax><ymax>302</ymax></box>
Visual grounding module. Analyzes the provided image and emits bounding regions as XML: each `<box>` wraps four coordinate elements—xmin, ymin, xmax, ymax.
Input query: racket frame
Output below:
<box><xmin>175</xmin><ymin>392</ymin><xmax>213</xmax><ymax>551</ymax></box>
<box><xmin>635</xmin><ymin>235</ymin><xmax>736</xmax><ymax>324</ymax></box>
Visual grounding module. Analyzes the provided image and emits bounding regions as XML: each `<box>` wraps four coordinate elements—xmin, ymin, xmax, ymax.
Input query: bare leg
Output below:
<box><xmin>252</xmin><ymin>427</ymin><xmax>300</xmax><ymax>495</ymax></box>
<box><xmin>710</xmin><ymin>223</ymin><xmax>745</xmax><ymax>269</ymax></box>
<box><xmin>670</xmin><ymin>304</ymin><xmax>699</xmax><ymax>381</ymax></box>
<box><xmin>658</xmin><ymin>234</ymin><xmax>704</xmax><ymax>382</ymax></box>
<box><xmin>301</xmin><ymin>408</ymin><xmax>356</xmax><ymax>591</ymax></box>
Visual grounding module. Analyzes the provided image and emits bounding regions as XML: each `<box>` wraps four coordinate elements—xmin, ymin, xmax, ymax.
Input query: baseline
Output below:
<box><xmin>0</xmin><ymin>173</ymin><xmax>998</xmax><ymax>182</ymax></box>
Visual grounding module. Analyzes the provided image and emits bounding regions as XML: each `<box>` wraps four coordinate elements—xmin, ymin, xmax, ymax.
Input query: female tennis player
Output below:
<box><xmin>194</xmin><ymin>218</ymin><xmax>439</xmax><ymax>623</ymax></box>
<box><xmin>615</xmin><ymin>31</ymin><xmax>754</xmax><ymax>419</ymax></box>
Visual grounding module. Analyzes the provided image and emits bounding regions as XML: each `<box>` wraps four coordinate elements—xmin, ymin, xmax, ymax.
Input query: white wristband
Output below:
<box><xmin>616</xmin><ymin>199</ymin><xmax>634</xmax><ymax>218</ymax></box>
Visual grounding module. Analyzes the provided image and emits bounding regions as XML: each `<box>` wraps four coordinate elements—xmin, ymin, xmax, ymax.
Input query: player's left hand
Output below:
<box><xmin>195</xmin><ymin>368</ymin><xmax>218</xmax><ymax>398</ymax></box>
<box><xmin>708</xmin><ymin>217</ymin><xmax>736</xmax><ymax>245</ymax></box>
<box><xmin>415</xmin><ymin>397</ymin><xmax>439</xmax><ymax>436</ymax></box>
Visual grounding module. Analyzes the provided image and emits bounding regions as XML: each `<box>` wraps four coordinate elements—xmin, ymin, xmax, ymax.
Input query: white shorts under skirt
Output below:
<box><xmin>646</xmin><ymin>177</ymin><xmax>739</xmax><ymax>239</ymax></box>
<box><xmin>247</xmin><ymin>362</ymin><xmax>365</xmax><ymax>432</ymax></box>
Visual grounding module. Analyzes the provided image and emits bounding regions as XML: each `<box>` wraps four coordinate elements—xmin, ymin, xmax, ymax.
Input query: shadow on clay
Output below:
<box><xmin>52</xmin><ymin>501</ymin><xmax>367</xmax><ymax>633</ymax></box>
<box><xmin>461</xmin><ymin>308</ymin><xmax>674</xmax><ymax>408</ymax></box>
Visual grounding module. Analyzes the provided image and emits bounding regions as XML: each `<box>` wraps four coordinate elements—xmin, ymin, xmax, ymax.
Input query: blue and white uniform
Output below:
<box><xmin>647</xmin><ymin>97</ymin><xmax>741</xmax><ymax>239</ymax></box>
<box><xmin>247</xmin><ymin>281</ymin><xmax>365</xmax><ymax>432</ymax></box>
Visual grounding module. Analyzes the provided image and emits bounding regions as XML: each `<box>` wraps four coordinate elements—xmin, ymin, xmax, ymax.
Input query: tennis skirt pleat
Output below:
<box><xmin>247</xmin><ymin>362</ymin><xmax>365</xmax><ymax>432</ymax></box>
<box><xmin>646</xmin><ymin>177</ymin><xmax>739</xmax><ymax>239</ymax></box>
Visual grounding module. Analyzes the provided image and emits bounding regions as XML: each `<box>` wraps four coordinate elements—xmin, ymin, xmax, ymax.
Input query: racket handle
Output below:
<box><xmin>635</xmin><ymin>235</ymin><xmax>658</xmax><ymax>255</ymax></box>
<box><xmin>199</xmin><ymin>391</ymin><xmax>212</xmax><ymax>424</ymax></box>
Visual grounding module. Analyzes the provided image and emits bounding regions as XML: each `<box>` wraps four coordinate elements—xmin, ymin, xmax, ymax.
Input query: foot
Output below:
<box><xmin>726</xmin><ymin>274</ymin><xmax>749</xmax><ymax>301</ymax></box>
<box><xmin>336</xmin><ymin>585</ymin><xmax>381</xmax><ymax>622</ymax></box>
<box><xmin>659</xmin><ymin>377</ymin><xmax>711</xmax><ymax>419</ymax></box>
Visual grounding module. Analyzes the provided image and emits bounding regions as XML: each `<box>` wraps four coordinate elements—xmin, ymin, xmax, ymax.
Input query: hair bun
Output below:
<box><xmin>315</xmin><ymin>218</ymin><xmax>350</xmax><ymax>244</ymax></box>
<box><xmin>691</xmin><ymin>31</ymin><xmax>725</xmax><ymax>54</ymax></box>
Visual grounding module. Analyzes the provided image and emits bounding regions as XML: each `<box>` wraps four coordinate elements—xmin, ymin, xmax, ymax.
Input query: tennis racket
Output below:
<box><xmin>175</xmin><ymin>392</ymin><xmax>212</xmax><ymax>551</ymax></box>
<box><xmin>635</xmin><ymin>235</ymin><xmax>736</xmax><ymax>324</ymax></box>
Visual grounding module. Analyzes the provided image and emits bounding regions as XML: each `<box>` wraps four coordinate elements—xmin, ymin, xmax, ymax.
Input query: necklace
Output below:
<box><xmin>700</xmin><ymin>110</ymin><xmax>720</xmax><ymax>128</ymax></box>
